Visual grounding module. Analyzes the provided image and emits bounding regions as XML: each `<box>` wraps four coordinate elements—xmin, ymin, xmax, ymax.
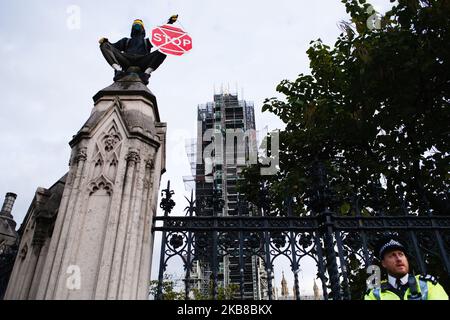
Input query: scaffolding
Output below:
<box><xmin>184</xmin><ymin>92</ymin><xmax>268</xmax><ymax>299</ymax></box>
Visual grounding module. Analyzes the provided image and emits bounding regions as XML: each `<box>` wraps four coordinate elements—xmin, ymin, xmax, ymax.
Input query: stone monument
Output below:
<box><xmin>5</xmin><ymin>65</ymin><xmax>166</xmax><ymax>299</ymax></box>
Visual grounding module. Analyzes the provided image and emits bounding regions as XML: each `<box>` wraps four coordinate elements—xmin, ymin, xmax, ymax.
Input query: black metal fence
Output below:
<box><xmin>152</xmin><ymin>180</ymin><xmax>450</xmax><ymax>300</ymax></box>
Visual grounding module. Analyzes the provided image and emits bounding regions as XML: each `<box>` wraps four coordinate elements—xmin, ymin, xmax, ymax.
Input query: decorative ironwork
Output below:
<box><xmin>153</xmin><ymin>174</ymin><xmax>450</xmax><ymax>300</ymax></box>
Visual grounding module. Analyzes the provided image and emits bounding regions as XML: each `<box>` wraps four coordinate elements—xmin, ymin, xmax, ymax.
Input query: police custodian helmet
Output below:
<box><xmin>376</xmin><ymin>235</ymin><xmax>408</xmax><ymax>260</ymax></box>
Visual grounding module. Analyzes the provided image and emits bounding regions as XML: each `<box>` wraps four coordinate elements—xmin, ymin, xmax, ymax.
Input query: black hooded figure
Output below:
<box><xmin>99</xmin><ymin>16</ymin><xmax>178</xmax><ymax>85</ymax></box>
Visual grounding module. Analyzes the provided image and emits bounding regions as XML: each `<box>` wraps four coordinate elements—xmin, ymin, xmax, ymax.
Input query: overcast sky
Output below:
<box><xmin>0</xmin><ymin>0</ymin><xmax>394</xmax><ymax>297</ymax></box>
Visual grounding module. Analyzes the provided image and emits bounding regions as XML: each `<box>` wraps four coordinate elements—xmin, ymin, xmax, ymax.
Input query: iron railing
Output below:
<box><xmin>153</xmin><ymin>179</ymin><xmax>450</xmax><ymax>300</ymax></box>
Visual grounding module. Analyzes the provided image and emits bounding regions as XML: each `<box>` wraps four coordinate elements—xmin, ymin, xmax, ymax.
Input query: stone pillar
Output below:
<box><xmin>0</xmin><ymin>192</ymin><xmax>19</xmax><ymax>299</ymax></box>
<box><xmin>33</xmin><ymin>74</ymin><xmax>166</xmax><ymax>300</ymax></box>
<box><xmin>1</xmin><ymin>193</ymin><xmax>17</xmax><ymax>216</ymax></box>
<box><xmin>0</xmin><ymin>192</ymin><xmax>18</xmax><ymax>244</ymax></box>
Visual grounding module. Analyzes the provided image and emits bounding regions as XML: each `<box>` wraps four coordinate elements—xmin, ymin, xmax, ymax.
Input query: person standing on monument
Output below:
<box><xmin>99</xmin><ymin>15</ymin><xmax>178</xmax><ymax>85</ymax></box>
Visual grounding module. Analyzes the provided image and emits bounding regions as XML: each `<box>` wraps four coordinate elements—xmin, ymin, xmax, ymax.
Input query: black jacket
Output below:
<box><xmin>112</xmin><ymin>24</ymin><xmax>152</xmax><ymax>55</ymax></box>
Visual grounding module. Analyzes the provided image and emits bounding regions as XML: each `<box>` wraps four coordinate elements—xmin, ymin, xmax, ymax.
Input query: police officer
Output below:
<box><xmin>365</xmin><ymin>236</ymin><xmax>448</xmax><ymax>300</ymax></box>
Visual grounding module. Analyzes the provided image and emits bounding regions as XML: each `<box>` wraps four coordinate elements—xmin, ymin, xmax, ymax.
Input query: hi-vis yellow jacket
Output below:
<box><xmin>365</xmin><ymin>275</ymin><xmax>448</xmax><ymax>300</ymax></box>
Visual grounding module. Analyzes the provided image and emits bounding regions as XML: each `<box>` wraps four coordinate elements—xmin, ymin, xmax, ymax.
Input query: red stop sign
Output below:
<box><xmin>151</xmin><ymin>24</ymin><xmax>193</xmax><ymax>56</ymax></box>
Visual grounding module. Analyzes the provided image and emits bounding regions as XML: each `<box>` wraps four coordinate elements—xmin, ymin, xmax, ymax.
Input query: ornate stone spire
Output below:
<box><xmin>313</xmin><ymin>279</ymin><xmax>320</xmax><ymax>300</ymax></box>
<box><xmin>281</xmin><ymin>271</ymin><xmax>289</xmax><ymax>297</ymax></box>
<box><xmin>0</xmin><ymin>193</ymin><xmax>18</xmax><ymax>245</ymax></box>
<box><xmin>5</xmin><ymin>71</ymin><xmax>167</xmax><ymax>300</ymax></box>
<box><xmin>0</xmin><ymin>193</ymin><xmax>16</xmax><ymax>218</ymax></box>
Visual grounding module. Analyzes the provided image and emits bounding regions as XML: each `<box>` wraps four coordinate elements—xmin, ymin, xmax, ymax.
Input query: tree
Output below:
<box><xmin>239</xmin><ymin>0</ymin><xmax>450</xmax><ymax>298</ymax></box>
<box><xmin>149</xmin><ymin>274</ymin><xmax>184</xmax><ymax>300</ymax></box>
<box><xmin>191</xmin><ymin>283</ymin><xmax>239</xmax><ymax>300</ymax></box>
<box><xmin>150</xmin><ymin>274</ymin><xmax>240</xmax><ymax>300</ymax></box>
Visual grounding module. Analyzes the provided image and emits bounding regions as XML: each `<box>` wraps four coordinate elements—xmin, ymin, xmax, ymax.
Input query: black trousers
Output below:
<box><xmin>100</xmin><ymin>42</ymin><xmax>167</xmax><ymax>72</ymax></box>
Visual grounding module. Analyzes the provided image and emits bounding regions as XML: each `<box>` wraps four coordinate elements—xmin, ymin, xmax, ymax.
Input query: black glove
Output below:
<box><xmin>167</xmin><ymin>14</ymin><xmax>178</xmax><ymax>24</ymax></box>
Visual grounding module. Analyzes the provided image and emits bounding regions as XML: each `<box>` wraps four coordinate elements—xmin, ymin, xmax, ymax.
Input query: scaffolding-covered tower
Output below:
<box><xmin>185</xmin><ymin>92</ymin><xmax>268</xmax><ymax>299</ymax></box>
